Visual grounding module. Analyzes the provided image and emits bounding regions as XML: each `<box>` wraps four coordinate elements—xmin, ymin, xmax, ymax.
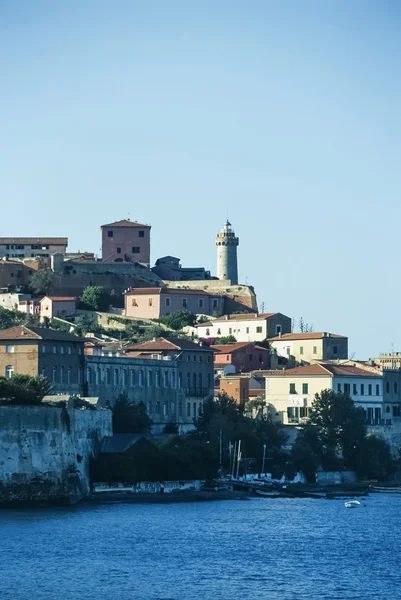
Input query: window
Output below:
<box><xmin>139</xmin><ymin>230</ymin><xmax>145</xmax><ymax>238</ymax></box>
<box><xmin>376</xmin><ymin>384</ymin><xmax>380</xmax><ymax>395</ymax></box>
<box><xmin>68</xmin><ymin>367</ymin><xmax>72</xmax><ymax>384</ymax></box>
<box><xmin>131</xmin><ymin>298</ymin><xmax>138</xmax><ymax>307</ymax></box>
<box><xmin>344</xmin><ymin>383</ymin><xmax>350</xmax><ymax>394</ymax></box>
<box><xmin>300</xmin><ymin>346</ymin><xmax>304</xmax><ymax>355</ymax></box>
<box><xmin>165</xmin><ymin>297</ymin><xmax>171</xmax><ymax>307</ymax></box>
<box><xmin>302</xmin><ymin>383</ymin><xmax>308</xmax><ymax>394</ymax></box>
<box><xmin>199</xmin><ymin>298</ymin><xmax>204</xmax><ymax>308</ymax></box>
<box><xmin>246</xmin><ymin>327</ymin><xmax>249</xmax><ymax>334</ymax></box>
<box><xmin>198</xmin><ymin>373</ymin><xmax>202</xmax><ymax>390</ymax></box>
<box><xmin>106</xmin><ymin>368</ymin><xmax>111</xmax><ymax>385</ymax></box>
<box><xmin>164</xmin><ymin>371</ymin><xmax>169</xmax><ymax>387</ymax></box>
<box><xmin>156</xmin><ymin>371</ymin><xmax>160</xmax><ymax>387</ymax></box>
<box><xmin>148</xmin><ymin>401</ymin><xmax>152</xmax><ymax>414</ymax></box>
<box><xmin>368</xmin><ymin>384</ymin><xmax>372</xmax><ymax>396</ymax></box>
<box><xmin>108</xmin><ymin>230</ymin><xmax>113</xmax><ymax>238</ymax></box>
<box><xmin>212</xmin><ymin>300</ymin><xmax>217</xmax><ymax>309</ymax></box>
<box><xmin>287</xmin><ymin>406</ymin><xmax>299</xmax><ymax>421</ymax></box>
<box><xmin>6</xmin><ymin>345</ymin><xmax>15</xmax><ymax>353</ymax></box>
<box><xmin>182</xmin><ymin>298</ymin><xmax>187</xmax><ymax>308</ymax></box>
<box><xmin>155</xmin><ymin>401</ymin><xmax>161</xmax><ymax>414</ymax></box>
<box><xmin>360</xmin><ymin>384</ymin><xmax>364</xmax><ymax>395</ymax></box>
<box><xmin>386</xmin><ymin>405</ymin><xmax>391</xmax><ymax>413</ymax></box>
<box><xmin>300</xmin><ymin>407</ymin><xmax>308</xmax><ymax>418</ymax></box>
<box><xmin>53</xmin><ymin>366</ymin><xmax>57</xmax><ymax>383</ymax></box>
<box><xmin>187</xmin><ymin>402</ymin><xmax>191</xmax><ymax>417</ymax></box>
<box><xmin>116</xmin><ymin>247</ymin><xmax>122</xmax><ymax>255</ymax></box>
<box><xmin>386</xmin><ymin>382</ymin><xmax>390</xmax><ymax>393</ymax></box>
<box><xmin>229</xmin><ymin>328</ymin><xmax>232</xmax><ymax>335</ymax></box>
<box><xmin>395</xmin><ymin>382</ymin><xmax>398</xmax><ymax>394</ymax></box>
<box><xmin>163</xmin><ymin>402</ymin><xmax>168</xmax><ymax>416</ymax></box>
<box><xmin>193</xmin><ymin>355</ymin><xmax>196</xmax><ymax>362</ymax></box>
<box><xmin>352</xmin><ymin>383</ymin><xmax>357</xmax><ymax>395</ymax></box>
<box><xmin>178</xmin><ymin>373</ymin><xmax>183</xmax><ymax>388</ymax></box>
<box><xmin>53</xmin><ymin>346</ymin><xmax>57</xmax><ymax>354</ymax></box>
<box><xmin>206</xmin><ymin>329</ymin><xmax>210</xmax><ymax>336</ymax></box>
<box><xmin>131</xmin><ymin>370</ymin><xmax>136</xmax><ymax>386</ymax></box>
<box><xmin>151</xmin><ymin>353</ymin><xmax>158</xmax><ymax>360</ymax></box>
<box><xmin>171</xmin><ymin>372</ymin><xmax>176</xmax><ymax>388</ymax></box>
<box><xmin>193</xmin><ymin>402</ymin><xmax>197</xmax><ymax>417</ymax></box>
<box><xmin>275</xmin><ymin>325</ymin><xmax>282</xmax><ymax>335</ymax></box>
<box><xmin>337</xmin><ymin>383</ymin><xmax>342</xmax><ymax>392</ymax></box>
<box><xmin>333</xmin><ymin>346</ymin><xmax>338</xmax><ymax>355</ymax></box>
<box><xmin>178</xmin><ymin>401</ymin><xmax>182</xmax><ymax>417</ymax></box>
<box><xmin>286</xmin><ymin>347</ymin><xmax>291</xmax><ymax>356</ymax></box>
<box><xmin>114</xmin><ymin>369</ymin><xmax>119</xmax><ymax>385</ymax></box>
<box><xmin>132</xmin><ymin>247</ymin><xmax>140</xmax><ymax>253</ymax></box>
<box><xmin>68</xmin><ymin>346</ymin><xmax>72</xmax><ymax>355</ymax></box>
<box><xmin>60</xmin><ymin>366</ymin><xmax>64</xmax><ymax>384</ymax></box>
<box><xmin>148</xmin><ymin>298</ymin><xmax>153</xmax><ymax>306</ymax></box>
<box><xmin>123</xmin><ymin>369</ymin><xmax>128</xmax><ymax>386</ymax></box>
<box><xmin>289</xmin><ymin>383</ymin><xmax>296</xmax><ymax>394</ymax></box>
<box><xmin>95</xmin><ymin>368</ymin><xmax>100</xmax><ymax>385</ymax></box>
<box><xmin>256</xmin><ymin>326</ymin><xmax>263</xmax><ymax>333</ymax></box>
<box><xmin>393</xmin><ymin>405</ymin><xmax>401</xmax><ymax>417</ymax></box>
<box><xmin>148</xmin><ymin>370</ymin><xmax>153</xmax><ymax>386</ymax></box>
<box><xmin>313</xmin><ymin>346</ymin><xmax>317</xmax><ymax>354</ymax></box>
<box><xmin>217</xmin><ymin>328</ymin><xmax>221</xmax><ymax>335</ymax></box>
<box><xmin>60</xmin><ymin>346</ymin><xmax>64</xmax><ymax>355</ymax></box>
<box><xmin>41</xmin><ymin>345</ymin><xmax>46</xmax><ymax>353</ymax></box>
<box><xmin>139</xmin><ymin>370</ymin><xmax>144</xmax><ymax>386</ymax></box>
<box><xmin>5</xmin><ymin>365</ymin><xmax>14</xmax><ymax>379</ymax></box>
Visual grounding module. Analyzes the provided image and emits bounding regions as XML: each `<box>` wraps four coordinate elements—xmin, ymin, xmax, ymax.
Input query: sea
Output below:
<box><xmin>0</xmin><ymin>494</ymin><xmax>400</xmax><ymax>600</ymax></box>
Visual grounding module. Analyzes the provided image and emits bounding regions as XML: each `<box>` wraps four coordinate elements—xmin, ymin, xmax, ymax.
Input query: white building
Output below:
<box><xmin>197</xmin><ymin>312</ymin><xmax>292</xmax><ymax>343</ymax></box>
<box><xmin>265</xmin><ymin>363</ymin><xmax>384</xmax><ymax>426</ymax></box>
<box><xmin>268</xmin><ymin>332</ymin><xmax>348</xmax><ymax>364</ymax></box>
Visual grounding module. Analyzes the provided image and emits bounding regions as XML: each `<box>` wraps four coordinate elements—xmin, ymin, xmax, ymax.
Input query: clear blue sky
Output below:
<box><xmin>1</xmin><ymin>0</ymin><xmax>400</xmax><ymax>358</ymax></box>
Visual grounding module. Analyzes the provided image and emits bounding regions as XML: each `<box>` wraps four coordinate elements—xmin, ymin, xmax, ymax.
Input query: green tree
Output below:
<box><xmin>0</xmin><ymin>374</ymin><xmax>53</xmax><ymax>405</ymax></box>
<box><xmin>29</xmin><ymin>268</ymin><xmax>54</xmax><ymax>297</ymax></box>
<box><xmin>0</xmin><ymin>307</ymin><xmax>24</xmax><ymax>330</ymax></box>
<box><xmin>159</xmin><ymin>309</ymin><xmax>196</xmax><ymax>331</ymax></box>
<box><xmin>353</xmin><ymin>435</ymin><xmax>394</xmax><ymax>481</ymax></box>
<box><xmin>112</xmin><ymin>393</ymin><xmax>153</xmax><ymax>434</ymax></box>
<box><xmin>80</xmin><ymin>286</ymin><xmax>109</xmax><ymax>311</ymax></box>
<box><xmin>291</xmin><ymin>425</ymin><xmax>321</xmax><ymax>483</ymax></box>
<box><xmin>162</xmin><ymin>421</ymin><xmax>179</xmax><ymax>434</ymax></box>
<box><xmin>214</xmin><ymin>335</ymin><xmax>237</xmax><ymax>344</ymax></box>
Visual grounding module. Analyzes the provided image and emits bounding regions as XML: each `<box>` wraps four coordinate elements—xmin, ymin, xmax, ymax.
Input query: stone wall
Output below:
<box><xmin>164</xmin><ymin>280</ymin><xmax>258</xmax><ymax>312</ymax></box>
<box><xmin>367</xmin><ymin>422</ymin><xmax>401</xmax><ymax>456</ymax></box>
<box><xmin>0</xmin><ymin>405</ymin><xmax>112</xmax><ymax>505</ymax></box>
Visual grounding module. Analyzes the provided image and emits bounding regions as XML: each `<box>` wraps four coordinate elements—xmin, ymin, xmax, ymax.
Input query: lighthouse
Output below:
<box><xmin>215</xmin><ymin>220</ymin><xmax>239</xmax><ymax>284</ymax></box>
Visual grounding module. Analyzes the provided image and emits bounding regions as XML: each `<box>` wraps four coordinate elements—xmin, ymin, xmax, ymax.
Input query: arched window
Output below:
<box><xmin>386</xmin><ymin>382</ymin><xmax>390</xmax><ymax>393</ymax></box>
<box><xmin>60</xmin><ymin>366</ymin><xmax>64</xmax><ymax>384</ymax></box>
<box><xmin>67</xmin><ymin>367</ymin><xmax>72</xmax><ymax>384</ymax></box>
<box><xmin>171</xmin><ymin>372</ymin><xmax>176</xmax><ymax>388</ymax></box>
<box><xmin>87</xmin><ymin>367</ymin><xmax>92</xmax><ymax>384</ymax></box>
<box><xmin>178</xmin><ymin>402</ymin><xmax>182</xmax><ymax>417</ymax></box>
<box><xmin>163</xmin><ymin>402</ymin><xmax>168</xmax><ymax>416</ymax></box>
<box><xmin>114</xmin><ymin>369</ymin><xmax>119</xmax><ymax>386</ymax></box>
<box><xmin>41</xmin><ymin>366</ymin><xmax>46</xmax><ymax>377</ymax></box>
<box><xmin>171</xmin><ymin>402</ymin><xmax>176</xmax><ymax>416</ymax></box>
<box><xmin>187</xmin><ymin>402</ymin><xmax>191</xmax><ymax>417</ymax></box>
<box><xmin>187</xmin><ymin>373</ymin><xmax>191</xmax><ymax>390</ymax></box>
<box><xmin>156</xmin><ymin>371</ymin><xmax>160</xmax><ymax>387</ymax></box>
<box><xmin>156</xmin><ymin>401</ymin><xmax>161</xmax><ymax>414</ymax></box>
<box><xmin>123</xmin><ymin>369</ymin><xmax>128</xmax><ymax>386</ymax></box>
<box><xmin>193</xmin><ymin>373</ymin><xmax>197</xmax><ymax>393</ymax></box>
<box><xmin>148</xmin><ymin>370</ymin><xmax>153</xmax><ymax>386</ymax></box>
<box><xmin>198</xmin><ymin>373</ymin><xmax>202</xmax><ymax>392</ymax></box>
<box><xmin>193</xmin><ymin>402</ymin><xmax>197</xmax><ymax>417</ymax></box>
<box><xmin>386</xmin><ymin>405</ymin><xmax>391</xmax><ymax>413</ymax></box>
<box><xmin>395</xmin><ymin>382</ymin><xmax>398</xmax><ymax>394</ymax></box>
<box><xmin>53</xmin><ymin>366</ymin><xmax>57</xmax><ymax>383</ymax></box>
<box><xmin>106</xmin><ymin>368</ymin><xmax>111</xmax><ymax>385</ymax></box>
<box><xmin>139</xmin><ymin>370</ymin><xmax>144</xmax><ymax>386</ymax></box>
<box><xmin>178</xmin><ymin>373</ymin><xmax>182</xmax><ymax>388</ymax></box>
<box><xmin>95</xmin><ymin>368</ymin><xmax>100</xmax><ymax>385</ymax></box>
<box><xmin>164</xmin><ymin>371</ymin><xmax>169</xmax><ymax>387</ymax></box>
<box><xmin>148</xmin><ymin>401</ymin><xmax>152</xmax><ymax>414</ymax></box>
<box><xmin>131</xmin><ymin>370</ymin><xmax>136</xmax><ymax>386</ymax></box>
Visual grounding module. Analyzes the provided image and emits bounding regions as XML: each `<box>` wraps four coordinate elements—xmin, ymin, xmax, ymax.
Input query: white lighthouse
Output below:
<box><xmin>215</xmin><ymin>220</ymin><xmax>239</xmax><ymax>284</ymax></box>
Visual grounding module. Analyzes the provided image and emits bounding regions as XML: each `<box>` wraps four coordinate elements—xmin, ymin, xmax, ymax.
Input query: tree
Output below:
<box><xmin>353</xmin><ymin>435</ymin><xmax>394</xmax><ymax>481</ymax></box>
<box><xmin>291</xmin><ymin>424</ymin><xmax>321</xmax><ymax>483</ymax></box>
<box><xmin>80</xmin><ymin>286</ymin><xmax>109</xmax><ymax>312</ymax></box>
<box><xmin>112</xmin><ymin>393</ymin><xmax>153</xmax><ymax>434</ymax></box>
<box><xmin>298</xmin><ymin>317</ymin><xmax>313</xmax><ymax>333</ymax></box>
<box><xmin>29</xmin><ymin>268</ymin><xmax>54</xmax><ymax>297</ymax></box>
<box><xmin>162</xmin><ymin>422</ymin><xmax>179</xmax><ymax>434</ymax></box>
<box><xmin>214</xmin><ymin>335</ymin><xmax>237</xmax><ymax>345</ymax></box>
<box><xmin>159</xmin><ymin>309</ymin><xmax>196</xmax><ymax>331</ymax></box>
<box><xmin>0</xmin><ymin>307</ymin><xmax>24</xmax><ymax>330</ymax></box>
<box><xmin>0</xmin><ymin>374</ymin><xmax>53</xmax><ymax>405</ymax></box>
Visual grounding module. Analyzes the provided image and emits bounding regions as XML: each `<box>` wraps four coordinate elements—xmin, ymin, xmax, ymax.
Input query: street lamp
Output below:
<box><xmin>262</xmin><ymin>443</ymin><xmax>267</xmax><ymax>476</ymax></box>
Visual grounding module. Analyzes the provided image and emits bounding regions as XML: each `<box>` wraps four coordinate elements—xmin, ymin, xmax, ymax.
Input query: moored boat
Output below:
<box><xmin>344</xmin><ymin>500</ymin><xmax>360</xmax><ymax>508</ymax></box>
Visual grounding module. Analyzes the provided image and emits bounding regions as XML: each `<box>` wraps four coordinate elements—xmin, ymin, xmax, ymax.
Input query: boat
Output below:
<box><xmin>256</xmin><ymin>489</ymin><xmax>281</xmax><ymax>498</ymax></box>
<box><xmin>344</xmin><ymin>500</ymin><xmax>360</xmax><ymax>508</ymax></box>
<box><xmin>370</xmin><ymin>485</ymin><xmax>401</xmax><ymax>494</ymax></box>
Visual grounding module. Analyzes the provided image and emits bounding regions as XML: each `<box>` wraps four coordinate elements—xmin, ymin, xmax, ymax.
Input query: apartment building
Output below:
<box><xmin>197</xmin><ymin>312</ymin><xmax>292</xmax><ymax>342</ymax></box>
<box><xmin>0</xmin><ymin>237</ymin><xmax>68</xmax><ymax>259</ymax></box>
<box><xmin>101</xmin><ymin>219</ymin><xmax>151</xmax><ymax>265</ymax></box>
<box><xmin>268</xmin><ymin>332</ymin><xmax>348</xmax><ymax>364</ymax></box>
<box><xmin>212</xmin><ymin>341</ymin><xmax>271</xmax><ymax>374</ymax></box>
<box><xmin>125</xmin><ymin>287</ymin><xmax>224</xmax><ymax>319</ymax></box>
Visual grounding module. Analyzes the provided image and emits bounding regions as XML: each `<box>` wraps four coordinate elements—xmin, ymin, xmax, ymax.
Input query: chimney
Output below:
<box><xmin>279</xmin><ymin>332</ymin><xmax>282</xmax><ymax>338</ymax></box>
<box><xmin>225</xmin><ymin>315</ymin><xmax>229</xmax><ymax>320</ymax></box>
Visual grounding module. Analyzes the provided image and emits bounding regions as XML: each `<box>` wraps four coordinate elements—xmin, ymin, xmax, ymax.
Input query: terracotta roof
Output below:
<box><xmin>0</xmin><ymin>325</ymin><xmax>84</xmax><ymax>342</ymax></box>
<box><xmin>41</xmin><ymin>296</ymin><xmax>77</xmax><ymax>302</ymax></box>
<box><xmin>0</xmin><ymin>237</ymin><xmax>68</xmax><ymax>244</ymax></box>
<box><xmin>267</xmin><ymin>364</ymin><xmax>379</xmax><ymax>377</ymax></box>
<box><xmin>101</xmin><ymin>219</ymin><xmax>150</xmax><ymax>228</ymax></box>
<box><xmin>268</xmin><ymin>332</ymin><xmax>347</xmax><ymax>341</ymax></box>
<box><xmin>125</xmin><ymin>337</ymin><xmax>213</xmax><ymax>352</ymax></box>
<box><xmin>125</xmin><ymin>287</ymin><xmax>210</xmax><ymax>296</ymax></box>
<box><xmin>211</xmin><ymin>342</ymin><xmax>270</xmax><ymax>354</ymax></box>
<box><xmin>210</xmin><ymin>313</ymin><xmax>275</xmax><ymax>322</ymax></box>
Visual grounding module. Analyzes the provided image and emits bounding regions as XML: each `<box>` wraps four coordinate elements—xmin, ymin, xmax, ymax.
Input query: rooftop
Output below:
<box><xmin>268</xmin><ymin>332</ymin><xmax>347</xmax><ymax>341</ymax></box>
<box><xmin>211</xmin><ymin>342</ymin><xmax>270</xmax><ymax>354</ymax></box>
<box><xmin>41</xmin><ymin>296</ymin><xmax>77</xmax><ymax>302</ymax></box>
<box><xmin>125</xmin><ymin>337</ymin><xmax>213</xmax><ymax>352</ymax></box>
<box><xmin>0</xmin><ymin>237</ymin><xmax>68</xmax><ymax>245</ymax></box>
<box><xmin>212</xmin><ymin>312</ymin><xmax>275</xmax><ymax>322</ymax></box>
<box><xmin>0</xmin><ymin>325</ymin><xmax>84</xmax><ymax>342</ymax></box>
<box><xmin>125</xmin><ymin>287</ymin><xmax>211</xmax><ymax>296</ymax></box>
<box><xmin>267</xmin><ymin>364</ymin><xmax>379</xmax><ymax>378</ymax></box>
<box><xmin>102</xmin><ymin>219</ymin><xmax>151</xmax><ymax>228</ymax></box>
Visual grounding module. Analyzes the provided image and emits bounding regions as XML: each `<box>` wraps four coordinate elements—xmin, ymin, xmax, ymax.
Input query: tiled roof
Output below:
<box><xmin>101</xmin><ymin>219</ymin><xmax>150</xmax><ymax>228</ymax></box>
<box><xmin>42</xmin><ymin>296</ymin><xmax>77</xmax><ymax>302</ymax></box>
<box><xmin>211</xmin><ymin>313</ymin><xmax>275</xmax><ymax>322</ymax></box>
<box><xmin>125</xmin><ymin>337</ymin><xmax>213</xmax><ymax>352</ymax></box>
<box><xmin>267</xmin><ymin>364</ymin><xmax>379</xmax><ymax>377</ymax></box>
<box><xmin>0</xmin><ymin>325</ymin><xmax>84</xmax><ymax>342</ymax></box>
<box><xmin>268</xmin><ymin>332</ymin><xmax>347</xmax><ymax>341</ymax></box>
<box><xmin>125</xmin><ymin>287</ymin><xmax>210</xmax><ymax>296</ymax></box>
<box><xmin>0</xmin><ymin>237</ymin><xmax>68</xmax><ymax>244</ymax></box>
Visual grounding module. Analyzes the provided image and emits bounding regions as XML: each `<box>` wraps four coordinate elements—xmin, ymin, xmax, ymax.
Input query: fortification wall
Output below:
<box><xmin>163</xmin><ymin>281</ymin><xmax>258</xmax><ymax>311</ymax></box>
<box><xmin>0</xmin><ymin>405</ymin><xmax>112</xmax><ymax>505</ymax></box>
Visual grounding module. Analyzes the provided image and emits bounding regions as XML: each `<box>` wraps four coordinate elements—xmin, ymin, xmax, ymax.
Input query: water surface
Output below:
<box><xmin>0</xmin><ymin>495</ymin><xmax>400</xmax><ymax>599</ymax></box>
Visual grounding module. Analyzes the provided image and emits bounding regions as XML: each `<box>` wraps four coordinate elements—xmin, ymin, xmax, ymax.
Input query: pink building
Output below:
<box><xmin>125</xmin><ymin>287</ymin><xmax>225</xmax><ymax>319</ymax></box>
<box><xmin>101</xmin><ymin>219</ymin><xmax>151</xmax><ymax>264</ymax></box>
<box><xmin>40</xmin><ymin>296</ymin><xmax>77</xmax><ymax>319</ymax></box>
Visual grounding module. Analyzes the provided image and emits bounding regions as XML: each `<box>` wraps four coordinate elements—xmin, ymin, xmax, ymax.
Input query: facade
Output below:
<box><xmin>219</xmin><ymin>376</ymin><xmax>249</xmax><ymax>406</ymax></box>
<box><xmin>40</xmin><ymin>296</ymin><xmax>77</xmax><ymax>319</ymax></box>
<box><xmin>0</xmin><ymin>238</ymin><xmax>67</xmax><ymax>259</ymax></box>
<box><xmin>164</xmin><ymin>280</ymin><xmax>258</xmax><ymax>312</ymax></box>
<box><xmin>212</xmin><ymin>342</ymin><xmax>271</xmax><ymax>374</ymax></box>
<box><xmin>0</xmin><ymin>293</ymin><xmax>31</xmax><ymax>310</ymax></box>
<box><xmin>372</xmin><ymin>353</ymin><xmax>401</xmax><ymax>370</ymax></box>
<box><xmin>197</xmin><ymin>312</ymin><xmax>292</xmax><ymax>343</ymax></box>
<box><xmin>0</xmin><ymin>325</ymin><xmax>85</xmax><ymax>395</ymax></box>
<box><xmin>87</xmin><ymin>337</ymin><xmax>214</xmax><ymax>432</ymax></box>
<box><xmin>383</xmin><ymin>370</ymin><xmax>401</xmax><ymax>422</ymax></box>
<box><xmin>216</xmin><ymin>220</ymin><xmax>239</xmax><ymax>284</ymax></box>
<box><xmin>101</xmin><ymin>219</ymin><xmax>151</xmax><ymax>265</ymax></box>
<box><xmin>265</xmin><ymin>363</ymin><xmax>384</xmax><ymax>426</ymax></box>
<box><xmin>152</xmin><ymin>256</ymin><xmax>211</xmax><ymax>282</ymax></box>
<box><xmin>268</xmin><ymin>332</ymin><xmax>348</xmax><ymax>364</ymax></box>
<box><xmin>125</xmin><ymin>287</ymin><xmax>225</xmax><ymax>319</ymax></box>
<box><xmin>0</xmin><ymin>259</ymin><xmax>35</xmax><ymax>290</ymax></box>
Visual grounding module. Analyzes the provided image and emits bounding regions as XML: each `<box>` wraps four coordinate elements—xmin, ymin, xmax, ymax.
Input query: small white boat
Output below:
<box><xmin>344</xmin><ymin>500</ymin><xmax>360</xmax><ymax>509</ymax></box>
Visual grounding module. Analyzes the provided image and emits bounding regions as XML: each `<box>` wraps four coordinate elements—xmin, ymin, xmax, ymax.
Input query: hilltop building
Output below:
<box><xmin>124</xmin><ymin>287</ymin><xmax>225</xmax><ymax>319</ymax></box>
<box><xmin>197</xmin><ymin>313</ymin><xmax>292</xmax><ymax>342</ymax></box>
<box><xmin>216</xmin><ymin>220</ymin><xmax>239</xmax><ymax>284</ymax></box>
<box><xmin>101</xmin><ymin>219</ymin><xmax>151</xmax><ymax>265</ymax></box>
<box><xmin>268</xmin><ymin>332</ymin><xmax>348</xmax><ymax>365</ymax></box>
<box><xmin>152</xmin><ymin>256</ymin><xmax>212</xmax><ymax>282</ymax></box>
<box><xmin>0</xmin><ymin>237</ymin><xmax>68</xmax><ymax>260</ymax></box>
<box><xmin>211</xmin><ymin>341</ymin><xmax>272</xmax><ymax>374</ymax></box>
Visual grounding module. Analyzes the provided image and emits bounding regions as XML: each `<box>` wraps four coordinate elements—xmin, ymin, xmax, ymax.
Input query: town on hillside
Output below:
<box><xmin>1</xmin><ymin>217</ymin><xmax>400</xmax><ymax>503</ymax></box>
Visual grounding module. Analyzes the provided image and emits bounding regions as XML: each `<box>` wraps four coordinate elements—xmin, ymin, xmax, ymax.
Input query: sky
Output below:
<box><xmin>0</xmin><ymin>0</ymin><xmax>400</xmax><ymax>358</ymax></box>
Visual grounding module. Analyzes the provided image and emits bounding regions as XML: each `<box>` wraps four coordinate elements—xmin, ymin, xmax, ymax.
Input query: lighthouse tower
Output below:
<box><xmin>216</xmin><ymin>220</ymin><xmax>239</xmax><ymax>284</ymax></box>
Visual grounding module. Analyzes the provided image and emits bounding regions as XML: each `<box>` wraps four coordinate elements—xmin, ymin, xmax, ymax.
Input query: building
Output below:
<box><xmin>197</xmin><ymin>313</ymin><xmax>292</xmax><ymax>342</ymax></box>
<box><xmin>268</xmin><ymin>332</ymin><xmax>348</xmax><ymax>364</ymax></box>
<box><xmin>125</xmin><ymin>287</ymin><xmax>225</xmax><ymax>319</ymax></box>
<box><xmin>0</xmin><ymin>325</ymin><xmax>85</xmax><ymax>395</ymax></box>
<box><xmin>382</xmin><ymin>369</ymin><xmax>401</xmax><ymax>422</ymax></box>
<box><xmin>101</xmin><ymin>219</ymin><xmax>151</xmax><ymax>265</ymax></box>
<box><xmin>216</xmin><ymin>220</ymin><xmax>239</xmax><ymax>284</ymax></box>
<box><xmin>212</xmin><ymin>341</ymin><xmax>271</xmax><ymax>374</ymax></box>
<box><xmin>87</xmin><ymin>337</ymin><xmax>214</xmax><ymax>432</ymax></box>
<box><xmin>219</xmin><ymin>375</ymin><xmax>249</xmax><ymax>406</ymax></box>
<box><xmin>152</xmin><ymin>256</ymin><xmax>211</xmax><ymax>282</ymax></box>
<box><xmin>163</xmin><ymin>280</ymin><xmax>258</xmax><ymax>313</ymax></box>
<box><xmin>0</xmin><ymin>259</ymin><xmax>35</xmax><ymax>290</ymax></box>
<box><xmin>265</xmin><ymin>363</ymin><xmax>384</xmax><ymax>426</ymax></box>
<box><xmin>40</xmin><ymin>296</ymin><xmax>77</xmax><ymax>319</ymax></box>
<box><xmin>371</xmin><ymin>352</ymin><xmax>401</xmax><ymax>370</ymax></box>
<box><xmin>0</xmin><ymin>237</ymin><xmax>68</xmax><ymax>259</ymax></box>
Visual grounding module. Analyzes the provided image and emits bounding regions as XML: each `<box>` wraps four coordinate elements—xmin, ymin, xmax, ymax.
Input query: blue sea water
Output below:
<box><xmin>0</xmin><ymin>495</ymin><xmax>400</xmax><ymax>600</ymax></box>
